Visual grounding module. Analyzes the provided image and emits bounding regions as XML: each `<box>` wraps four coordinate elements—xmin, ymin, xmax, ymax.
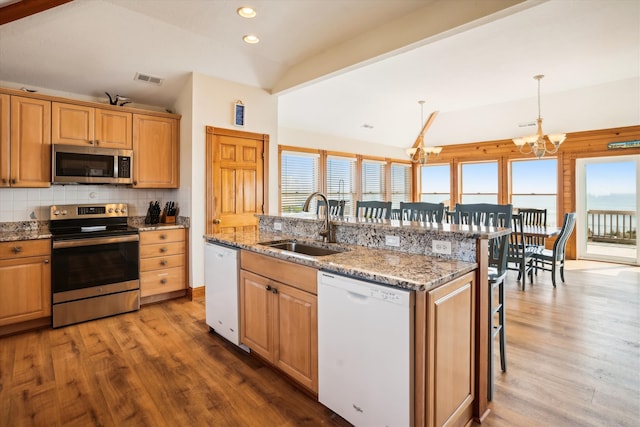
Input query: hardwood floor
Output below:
<box><xmin>476</xmin><ymin>260</ymin><xmax>640</xmax><ymax>427</ymax></box>
<box><xmin>0</xmin><ymin>259</ymin><xmax>638</xmax><ymax>427</ymax></box>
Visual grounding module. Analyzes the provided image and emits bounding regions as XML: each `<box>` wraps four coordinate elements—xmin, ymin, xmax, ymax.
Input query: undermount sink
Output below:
<box><xmin>258</xmin><ymin>240</ymin><xmax>345</xmax><ymax>257</ymax></box>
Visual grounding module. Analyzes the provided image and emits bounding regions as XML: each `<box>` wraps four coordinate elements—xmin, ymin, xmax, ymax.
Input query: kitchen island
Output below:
<box><xmin>205</xmin><ymin>214</ymin><xmax>510</xmax><ymax>426</ymax></box>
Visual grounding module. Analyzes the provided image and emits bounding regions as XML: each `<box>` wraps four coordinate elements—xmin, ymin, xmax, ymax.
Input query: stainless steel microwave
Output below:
<box><xmin>52</xmin><ymin>144</ymin><xmax>133</xmax><ymax>184</ymax></box>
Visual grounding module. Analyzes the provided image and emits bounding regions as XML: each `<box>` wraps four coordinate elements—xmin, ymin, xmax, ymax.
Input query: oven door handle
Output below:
<box><xmin>52</xmin><ymin>234</ymin><xmax>140</xmax><ymax>249</ymax></box>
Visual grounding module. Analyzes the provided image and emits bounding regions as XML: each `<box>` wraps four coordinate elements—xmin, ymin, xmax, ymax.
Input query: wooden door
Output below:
<box><xmin>52</xmin><ymin>102</ymin><xmax>94</xmax><ymax>145</ymax></box>
<box><xmin>133</xmin><ymin>114</ymin><xmax>179</xmax><ymax>188</ymax></box>
<box><xmin>239</xmin><ymin>270</ymin><xmax>272</xmax><ymax>360</ymax></box>
<box><xmin>10</xmin><ymin>96</ymin><xmax>51</xmax><ymax>187</ymax></box>
<box><xmin>206</xmin><ymin>127</ymin><xmax>267</xmax><ymax>234</ymax></box>
<box><xmin>274</xmin><ymin>283</ymin><xmax>318</xmax><ymax>392</ymax></box>
<box><xmin>0</xmin><ymin>255</ymin><xmax>51</xmax><ymax>326</ymax></box>
<box><xmin>95</xmin><ymin>109</ymin><xmax>132</xmax><ymax>149</ymax></box>
<box><xmin>0</xmin><ymin>94</ymin><xmax>9</xmax><ymax>187</ymax></box>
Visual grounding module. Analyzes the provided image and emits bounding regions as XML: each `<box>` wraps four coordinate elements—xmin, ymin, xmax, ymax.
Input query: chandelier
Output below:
<box><xmin>406</xmin><ymin>100</ymin><xmax>442</xmax><ymax>164</ymax></box>
<box><xmin>512</xmin><ymin>74</ymin><xmax>566</xmax><ymax>159</ymax></box>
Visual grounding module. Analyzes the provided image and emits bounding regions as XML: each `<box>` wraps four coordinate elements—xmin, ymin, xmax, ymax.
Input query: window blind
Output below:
<box><xmin>361</xmin><ymin>160</ymin><xmax>386</xmax><ymax>202</ymax></box>
<box><xmin>280</xmin><ymin>151</ymin><xmax>320</xmax><ymax>213</ymax></box>
<box><xmin>390</xmin><ymin>163</ymin><xmax>411</xmax><ymax>209</ymax></box>
<box><xmin>326</xmin><ymin>155</ymin><xmax>356</xmax><ymax>216</ymax></box>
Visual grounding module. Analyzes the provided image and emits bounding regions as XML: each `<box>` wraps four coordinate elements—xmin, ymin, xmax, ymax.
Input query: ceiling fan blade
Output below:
<box><xmin>412</xmin><ymin>110</ymin><xmax>439</xmax><ymax>149</ymax></box>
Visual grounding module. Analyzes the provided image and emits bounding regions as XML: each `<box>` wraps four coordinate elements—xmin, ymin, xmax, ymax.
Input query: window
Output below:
<box><xmin>511</xmin><ymin>158</ymin><xmax>558</xmax><ymax>226</ymax></box>
<box><xmin>420</xmin><ymin>164</ymin><xmax>450</xmax><ymax>209</ymax></box>
<box><xmin>326</xmin><ymin>155</ymin><xmax>356</xmax><ymax>215</ymax></box>
<box><xmin>280</xmin><ymin>150</ymin><xmax>319</xmax><ymax>213</ymax></box>
<box><xmin>361</xmin><ymin>159</ymin><xmax>386</xmax><ymax>202</ymax></box>
<box><xmin>390</xmin><ymin>163</ymin><xmax>411</xmax><ymax>209</ymax></box>
<box><xmin>460</xmin><ymin>161</ymin><xmax>498</xmax><ymax>204</ymax></box>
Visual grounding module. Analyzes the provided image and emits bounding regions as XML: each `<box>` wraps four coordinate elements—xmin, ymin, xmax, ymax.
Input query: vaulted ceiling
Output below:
<box><xmin>1</xmin><ymin>0</ymin><xmax>638</xmax><ymax>149</ymax></box>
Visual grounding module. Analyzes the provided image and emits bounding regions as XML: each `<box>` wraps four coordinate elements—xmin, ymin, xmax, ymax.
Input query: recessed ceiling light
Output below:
<box><xmin>243</xmin><ymin>34</ymin><xmax>260</xmax><ymax>44</ymax></box>
<box><xmin>361</xmin><ymin>124</ymin><xmax>374</xmax><ymax>129</ymax></box>
<box><xmin>237</xmin><ymin>6</ymin><xmax>256</xmax><ymax>18</ymax></box>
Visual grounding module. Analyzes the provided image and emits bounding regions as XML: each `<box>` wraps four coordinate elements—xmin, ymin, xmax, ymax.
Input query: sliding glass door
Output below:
<box><xmin>576</xmin><ymin>155</ymin><xmax>639</xmax><ymax>265</ymax></box>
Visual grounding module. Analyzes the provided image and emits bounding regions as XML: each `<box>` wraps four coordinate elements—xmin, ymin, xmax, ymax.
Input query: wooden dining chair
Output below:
<box><xmin>317</xmin><ymin>199</ymin><xmax>345</xmax><ymax>217</ymax></box>
<box><xmin>453</xmin><ymin>203</ymin><xmax>513</xmax><ymax>228</ymax></box>
<box><xmin>518</xmin><ymin>208</ymin><xmax>547</xmax><ymax>252</ymax></box>
<box><xmin>507</xmin><ymin>213</ymin><xmax>535</xmax><ymax>290</ymax></box>
<box><xmin>454</xmin><ymin>203</ymin><xmax>512</xmax><ymax>401</ymax></box>
<box><xmin>487</xmin><ymin>229</ymin><xmax>509</xmax><ymax>401</ymax></box>
<box><xmin>531</xmin><ymin>212</ymin><xmax>577</xmax><ymax>287</ymax></box>
<box><xmin>399</xmin><ymin>202</ymin><xmax>445</xmax><ymax>223</ymax></box>
<box><xmin>355</xmin><ymin>201</ymin><xmax>392</xmax><ymax>219</ymax></box>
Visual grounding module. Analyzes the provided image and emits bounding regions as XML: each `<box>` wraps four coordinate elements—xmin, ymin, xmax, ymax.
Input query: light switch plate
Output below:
<box><xmin>273</xmin><ymin>221</ymin><xmax>282</xmax><ymax>231</ymax></box>
<box><xmin>385</xmin><ymin>235</ymin><xmax>400</xmax><ymax>247</ymax></box>
<box><xmin>432</xmin><ymin>240</ymin><xmax>452</xmax><ymax>255</ymax></box>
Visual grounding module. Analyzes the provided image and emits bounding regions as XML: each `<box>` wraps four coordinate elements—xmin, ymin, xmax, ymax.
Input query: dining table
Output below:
<box><xmin>522</xmin><ymin>225</ymin><xmax>561</xmax><ymax>239</ymax></box>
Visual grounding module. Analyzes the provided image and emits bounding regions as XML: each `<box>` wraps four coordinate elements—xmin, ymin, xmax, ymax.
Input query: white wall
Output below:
<box><xmin>180</xmin><ymin>73</ymin><xmax>278</xmax><ymax>289</ymax></box>
<box><xmin>278</xmin><ymin>127</ymin><xmax>408</xmax><ymax>159</ymax></box>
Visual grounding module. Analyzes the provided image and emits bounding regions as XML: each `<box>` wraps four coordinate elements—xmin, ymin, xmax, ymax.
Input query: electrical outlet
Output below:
<box><xmin>273</xmin><ymin>221</ymin><xmax>282</xmax><ymax>231</ymax></box>
<box><xmin>385</xmin><ymin>235</ymin><xmax>400</xmax><ymax>247</ymax></box>
<box><xmin>432</xmin><ymin>240</ymin><xmax>451</xmax><ymax>255</ymax></box>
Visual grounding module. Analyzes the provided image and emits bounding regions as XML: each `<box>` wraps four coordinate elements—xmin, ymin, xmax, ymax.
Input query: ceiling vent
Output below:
<box><xmin>134</xmin><ymin>72</ymin><xmax>164</xmax><ymax>86</ymax></box>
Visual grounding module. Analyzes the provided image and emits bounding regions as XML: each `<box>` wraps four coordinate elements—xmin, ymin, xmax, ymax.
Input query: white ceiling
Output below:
<box><xmin>0</xmin><ymin>0</ymin><xmax>638</xmax><ymax>149</ymax></box>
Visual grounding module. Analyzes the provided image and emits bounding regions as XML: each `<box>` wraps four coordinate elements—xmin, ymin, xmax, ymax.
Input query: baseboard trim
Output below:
<box><xmin>187</xmin><ymin>286</ymin><xmax>205</xmax><ymax>300</ymax></box>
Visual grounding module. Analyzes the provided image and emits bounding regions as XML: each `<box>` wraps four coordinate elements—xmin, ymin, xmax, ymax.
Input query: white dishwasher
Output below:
<box><xmin>204</xmin><ymin>241</ymin><xmax>247</xmax><ymax>351</ymax></box>
<box><xmin>318</xmin><ymin>271</ymin><xmax>414</xmax><ymax>427</ymax></box>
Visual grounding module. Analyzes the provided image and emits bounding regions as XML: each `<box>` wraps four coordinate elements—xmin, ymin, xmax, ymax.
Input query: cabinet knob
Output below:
<box><xmin>160</xmin><ymin>278</ymin><xmax>167</xmax><ymax>284</ymax></box>
<box><xmin>271</xmin><ymin>287</ymin><xmax>278</xmax><ymax>294</ymax></box>
<box><xmin>44</xmin><ymin>259</ymin><xmax>49</xmax><ymax>264</ymax></box>
<box><xmin>1</xmin><ymin>178</ymin><xmax>6</xmax><ymax>184</ymax></box>
<box><xmin>213</xmin><ymin>219</ymin><xmax>221</xmax><ymax>224</ymax></box>
<box><xmin>265</xmin><ymin>285</ymin><xmax>272</xmax><ymax>291</ymax></box>
<box><xmin>160</xmin><ymin>247</ymin><xmax>167</xmax><ymax>253</ymax></box>
<box><xmin>12</xmin><ymin>246</ymin><xmax>22</xmax><ymax>253</ymax></box>
<box><xmin>160</xmin><ymin>259</ymin><xmax>168</xmax><ymax>266</ymax></box>
<box><xmin>12</xmin><ymin>178</ymin><xmax>17</xmax><ymax>185</ymax></box>
<box><xmin>160</xmin><ymin>234</ymin><xmax>167</xmax><ymax>239</ymax></box>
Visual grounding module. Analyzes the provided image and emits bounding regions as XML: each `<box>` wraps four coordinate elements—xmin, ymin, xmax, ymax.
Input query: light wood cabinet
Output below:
<box><xmin>139</xmin><ymin>228</ymin><xmax>186</xmax><ymax>299</ymax></box>
<box><xmin>0</xmin><ymin>239</ymin><xmax>51</xmax><ymax>327</ymax></box>
<box><xmin>52</xmin><ymin>102</ymin><xmax>132</xmax><ymax>149</ymax></box>
<box><xmin>416</xmin><ymin>271</ymin><xmax>476</xmax><ymax>427</ymax></box>
<box><xmin>132</xmin><ymin>114</ymin><xmax>179</xmax><ymax>188</ymax></box>
<box><xmin>1</xmin><ymin>96</ymin><xmax>51</xmax><ymax>188</ymax></box>
<box><xmin>240</xmin><ymin>251</ymin><xmax>318</xmax><ymax>392</ymax></box>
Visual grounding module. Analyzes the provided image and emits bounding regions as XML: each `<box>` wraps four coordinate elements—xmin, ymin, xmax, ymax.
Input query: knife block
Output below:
<box><xmin>163</xmin><ymin>214</ymin><xmax>176</xmax><ymax>224</ymax></box>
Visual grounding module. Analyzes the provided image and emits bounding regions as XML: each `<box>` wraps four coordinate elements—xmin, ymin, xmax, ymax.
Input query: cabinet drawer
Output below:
<box><xmin>140</xmin><ymin>254</ymin><xmax>184</xmax><ymax>272</ymax></box>
<box><xmin>140</xmin><ymin>228</ymin><xmax>184</xmax><ymax>245</ymax></box>
<box><xmin>241</xmin><ymin>250</ymin><xmax>317</xmax><ymax>294</ymax></box>
<box><xmin>140</xmin><ymin>266</ymin><xmax>185</xmax><ymax>297</ymax></box>
<box><xmin>0</xmin><ymin>239</ymin><xmax>50</xmax><ymax>260</ymax></box>
<box><xmin>140</xmin><ymin>241</ymin><xmax>185</xmax><ymax>259</ymax></box>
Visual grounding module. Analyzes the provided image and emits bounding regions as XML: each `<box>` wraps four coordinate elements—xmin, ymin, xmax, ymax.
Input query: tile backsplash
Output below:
<box><xmin>0</xmin><ymin>185</ymin><xmax>185</xmax><ymax>222</ymax></box>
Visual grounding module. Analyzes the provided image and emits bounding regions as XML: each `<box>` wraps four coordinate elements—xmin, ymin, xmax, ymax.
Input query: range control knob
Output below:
<box><xmin>61</xmin><ymin>210</ymin><xmax>68</xmax><ymax>216</ymax></box>
<box><xmin>108</xmin><ymin>208</ymin><xmax>114</xmax><ymax>213</ymax></box>
<box><xmin>53</xmin><ymin>210</ymin><xmax>60</xmax><ymax>216</ymax></box>
<box><xmin>121</xmin><ymin>207</ymin><xmax>127</xmax><ymax>213</ymax></box>
<box><xmin>114</xmin><ymin>208</ymin><xmax>120</xmax><ymax>213</ymax></box>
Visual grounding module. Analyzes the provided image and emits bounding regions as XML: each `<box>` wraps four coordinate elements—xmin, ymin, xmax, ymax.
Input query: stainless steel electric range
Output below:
<box><xmin>49</xmin><ymin>203</ymin><xmax>140</xmax><ymax>328</ymax></box>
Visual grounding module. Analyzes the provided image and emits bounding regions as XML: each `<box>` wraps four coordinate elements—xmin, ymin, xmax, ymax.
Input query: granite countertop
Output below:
<box><xmin>204</xmin><ymin>229</ymin><xmax>477</xmax><ymax>292</ymax></box>
<box><xmin>0</xmin><ymin>229</ymin><xmax>52</xmax><ymax>242</ymax></box>
<box><xmin>132</xmin><ymin>223</ymin><xmax>187</xmax><ymax>232</ymax></box>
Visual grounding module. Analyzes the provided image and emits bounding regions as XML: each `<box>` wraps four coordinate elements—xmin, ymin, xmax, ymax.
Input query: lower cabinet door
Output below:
<box><xmin>240</xmin><ymin>270</ymin><xmax>272</xmax><ymax>360</ymax></box>
<box><xmin>274</xmin><ymin>283</ymin><xmax>318</xmax><ymax>393</ymax></box>
<box><xmin>0</xmin><ymin>255</ymin><xmax>51</xmax><ymax>326</ymax></box>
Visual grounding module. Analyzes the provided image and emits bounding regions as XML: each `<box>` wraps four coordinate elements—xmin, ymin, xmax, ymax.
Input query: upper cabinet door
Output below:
<box><xmin>52</xmin><ymin>102</ymin><xmax>94</xmax><ymax>146</ymax></box>
<box><xmin>10</xmin><ymin>96</ymin><xmax>51</xmax><ymax>187</ymax></box>
<box><xmin>52</xmin><ymin>102</ymin><xmax>132</xmax><ymax>149</ymax></box>
<box><xmin>132</xmin><ymin>114</ymin><xmax>179</xmax><ymax>188</ymax></box>
<box><xmin>95</xmin><ymin>109</ymin><xmax>132</xmax><ymax>149</ymax></box>
<box><xmin>0</xmin><ymin>94</ymin><xmax>9</xmax><ymax>187</ymax></box>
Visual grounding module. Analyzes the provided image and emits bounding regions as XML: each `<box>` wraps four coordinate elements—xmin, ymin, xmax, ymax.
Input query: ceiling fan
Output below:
<box><xmin>406</xmin><ymin>101</ymin><xmax>442</xmax><ymax>164</ymax></box>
